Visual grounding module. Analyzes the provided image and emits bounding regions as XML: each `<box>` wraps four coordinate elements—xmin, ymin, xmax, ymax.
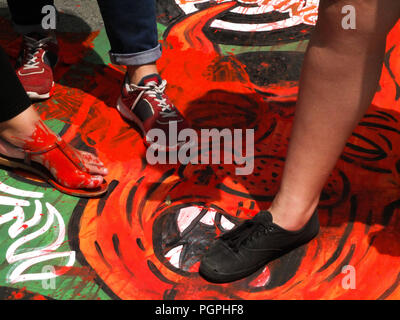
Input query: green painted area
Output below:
<box><xmin>84</xmin><ymin>23</ymin><xmax>168</xmax><ymax>65</ymax></box>
<box><xmin>157</xmin><ymin>22</ymin><xmax>167</xmax><ymax>40</ymax></box>
<box><xmin>84</xmin><ymin>27</ymin><xmax>111</xmax><ymax>65</ymax></box>
<box><xmin>219</xmin><ymin>40</ymin><xmax>309</xmax><ymax>56</ymax></box>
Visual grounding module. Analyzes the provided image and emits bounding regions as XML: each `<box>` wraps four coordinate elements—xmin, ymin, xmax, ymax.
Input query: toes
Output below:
<box><xmin>78</xmin><ymin>151</ymin><xmax>108</xmax><ymax>175</ymax></box>
<box><xmin>86</xmin><ymin>164</ymin><xmax>109</xmax><ymax>176</ymax></box>
<box><xmin>26</xmin><ymin>141</ymin><xmax>108</xmax><ymax>192</ymax></box>
<box><xmin>80</xmin><ymin>151</ymin><xmax>102</xmax><ymax>164</ymax></box>
<box><xmin>77</xmin><ymin>175</ymin><xmax>104</xmax><ymax>189</ymax></box>
<box><xmin>87</xmin><ymin>175</ymin><xmax>104</xmax><ymax>189</ymax></box>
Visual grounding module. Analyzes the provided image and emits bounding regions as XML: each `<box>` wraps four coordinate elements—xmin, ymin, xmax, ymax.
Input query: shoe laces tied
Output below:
<box><xmin>23</xmin><ymin>37</ymin><xmax>51</xmax><ymax>70</ymax></box>
<box><xmin>131</xmin><ymin>80</ymin><xmax>179</xmax><ymax>119</ymax></box>
<box><xmin>220</xmin><ymin>215</ymin><xmax>274</xmax><ymax>253</ymax></box>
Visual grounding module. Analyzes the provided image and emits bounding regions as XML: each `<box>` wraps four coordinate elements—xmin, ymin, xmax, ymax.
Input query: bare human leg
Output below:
<box><xmin>270</xmin><ymin>0</ymin><xmax>400</xmax><ymax>231</ymax></box>
<box><xmin>199</xmin><ymin>0</ymin><xmax>400</xmax><ymax>284</ymax></box>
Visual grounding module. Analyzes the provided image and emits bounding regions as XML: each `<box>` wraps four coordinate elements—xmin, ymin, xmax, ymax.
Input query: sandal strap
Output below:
<box><xmin>24</xmin><ymin>142</ymin><xmax>59</xmax><ymax>165</ymax></box>
<box><xmin>24</xmin><ymin>139</ymin><xmax>89</xmax><ymax>173</ymax></box>
<box><xmin>57</xmin><ymin>139</ymin><xmax>88</xmax><ymax>172</ymax></box>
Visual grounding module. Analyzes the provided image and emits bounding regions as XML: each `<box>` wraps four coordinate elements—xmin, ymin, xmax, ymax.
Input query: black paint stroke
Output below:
<box><xmin>216</xmin><ymin>183</ymin><xmax>274</xmax><ymax>202</ymax></box>
<box><xmin>163</xmin><ymin>288</ymin><xmax>178</xmax><ymax>300</ymax></box>
<box><xmin>126</xmin><ymin>176</ymin><xmax>145</xmax><ymax>226</ymax></box>
<box><xmin>94</xmin><ymin>241</ymin><xmax>112</xmax><ymax>270</ymax></box>
<box><xmin>112</xmin><ymin>234</ymin><xmax>121</xmax><ymax>258</ymax></box>
<box><xmin>147</xmin><ymin>260</ymin><xmax>177</xmax><ymax>286</ymax></box>
<box><xmin>324</xmin><ymin>244</ymin><xmax>356</xmax><ymax>282</ymax></box>
<box><xmin>383</xmin><ymin>45</ymin><xmax>400</xmax><ymax>101</ymax></box>
<box><xmin>317</xmin><ymin>195</ymin><xmax>357</xmax><ymax>273</ymax></box>
<box><xmin>340</xmin><ymin>154</ymin><xmax>392</xmax><ymax>174</ymax></box>
<box><xmin>137</xmin><ymin>169</ymin><xmax>176</xmax><ymax>229</ymax></box>
<box><xmin>319</xmin><ymin>171</ymin><xmax>350</xmax><ymax>210</ymax></box>
<box><xmin>68</xmin><ymin>197</ymin><xmax>121</xmax><ymax>300</ymax></box>
<box><xmin>345</xmin><ymin>133</ymin><xmax>387</xmax><ymax>162</ymax></box>
<box><xmin>96</xmin><ymin>180</ymin><xmax>119</xmax><ymax>216</ymax></box>
<box><xmin>255</xmin><ymin>118</ymin><xmax>277</xmax><ymax>144</ymax></box>
<box><xmin>382</xmin><ymin>198</ymin><xmax>400</xmax><ymax>227</ymax></box>
<box><xmin>378</xmin><ymin>272</ymin><xmax>400</xmax><ymax>300</ymax></box>
<box><xmin>376</xmin><ymin>110</ymin><xmax>398</xmax><ymax>123</ymax></box>
<box><xmin>136</xmin><ymin>238</ymin><xmax>145</xmax><ymax>251</ymax></box>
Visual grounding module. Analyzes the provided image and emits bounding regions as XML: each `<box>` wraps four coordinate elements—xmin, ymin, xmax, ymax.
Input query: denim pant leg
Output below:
<box><xmin>7</xmin><ymin>0</ymin><xmax>55</xmax><ymax>34</ymax></box>
<box><xmin>96</xmin><ymin>0</ymin><xmax>161</xmax><ymax>66</ymax></box>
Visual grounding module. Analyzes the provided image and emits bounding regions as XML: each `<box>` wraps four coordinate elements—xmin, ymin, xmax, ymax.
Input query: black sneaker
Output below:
<box><xmin>199</xmin><ymin>210</ymin><xmax>319</xmax><ymax>283</ymax></box>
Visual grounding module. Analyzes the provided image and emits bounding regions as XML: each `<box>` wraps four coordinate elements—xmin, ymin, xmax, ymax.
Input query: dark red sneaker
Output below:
<box><xmin>16</xmin><ymin>33</ymin><xmax>59</xmax><ymax>100</ymax></box>
<box><xmin>116</xmin><ymin>73</ymin><xmax>189</xmax><ymax>150</ymax></box>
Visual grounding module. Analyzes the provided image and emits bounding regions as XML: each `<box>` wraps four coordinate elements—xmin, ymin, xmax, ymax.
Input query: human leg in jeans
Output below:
<box><xmin>96</xmin><ymin>0</ymin><xmax>189</xmax><ymax>149</ymax></box>
<box><xmin>7</xmin><ymin>0</ymin><xmax>58</xmax><ymax>100</ymax></box>
<box><xmin>0</xmin><ymin>45</ymin><xmax>108</xmax><ymax>196</ymax></box>
<box><xmin>200</xmin><ymin>0</ymin><xmax>400</xmax><ymax>283</ymax></box>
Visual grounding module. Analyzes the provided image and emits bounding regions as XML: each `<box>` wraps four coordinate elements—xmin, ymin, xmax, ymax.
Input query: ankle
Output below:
<box><xmin>0</xmin><ymin>108</ymin><xmax>38</xmax><ymax>145</ymax></box>
<box><xmin>127</xmin><ymin>64</ymin><xmax>158</xmax><ymax>85</ymax></box>
<box><xmin>268</xmin><ymin>193</ymin><xmax>319</xmax><ymax>231</ymax></box>
<box><xmin>0</xmin><ymin>118</ymin><xmax>56</xmax><ymax>150</ymax></box>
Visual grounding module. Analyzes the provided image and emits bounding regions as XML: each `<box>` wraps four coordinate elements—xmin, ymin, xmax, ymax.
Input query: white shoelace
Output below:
<box><xmin>130</xmin><ymin>80</ymin><xmax>180</xmax><ymax>119</ymax></box>
<box><xmin>22</xmin><ymin>37</ymin><xmax>52</xmax><ymax>70</ymax></box>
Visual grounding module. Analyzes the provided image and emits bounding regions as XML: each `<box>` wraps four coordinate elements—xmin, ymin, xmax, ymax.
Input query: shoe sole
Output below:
<box><xmin>199</xmin><ymin>256</ymin><xmax>276</xmax><ymax>284</ymax></box>
<box><xmin>0</xmin><ymin>155</ymin><xmax>108</xmax><ymax>198</ymax></box>
<box><xmin>116</xmin><ymin>96</ymin><xmax>182</xmax><ymax>152</ymax></box>
<box><xmin>26</xmin><ymin>82</ymin><xmax>55</xmax><ymax>101</ymax></box>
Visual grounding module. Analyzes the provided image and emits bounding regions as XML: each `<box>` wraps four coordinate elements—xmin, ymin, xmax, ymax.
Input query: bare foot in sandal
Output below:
<box><xmin>0</xmin><ymin>106</ymin><xmax>108</xmax><ymax>196</ymax></box>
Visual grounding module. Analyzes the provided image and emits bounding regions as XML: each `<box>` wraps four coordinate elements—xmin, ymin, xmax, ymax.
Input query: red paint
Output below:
<box><xmin>189</xmin><ymin>262</ymin><xmax>201</xmax><ymax>273</ymax></box>
<box><xmin>249</xmin><ymin>267</ymin><xmax>271</xmax><ymax>288</ymax></box>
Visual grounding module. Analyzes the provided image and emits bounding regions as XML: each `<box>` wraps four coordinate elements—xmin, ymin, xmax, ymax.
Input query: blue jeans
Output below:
<box><xmin>7</xmin><ymin>0</ymin><xmax>161</xmax><ymax>66</ymax></box>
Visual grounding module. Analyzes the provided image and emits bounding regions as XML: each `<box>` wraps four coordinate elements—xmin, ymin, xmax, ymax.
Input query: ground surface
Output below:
<box><xmin>0</xmin><ymin>0</ymin><xmax>400</xmax><ymax>300</ymax></box>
